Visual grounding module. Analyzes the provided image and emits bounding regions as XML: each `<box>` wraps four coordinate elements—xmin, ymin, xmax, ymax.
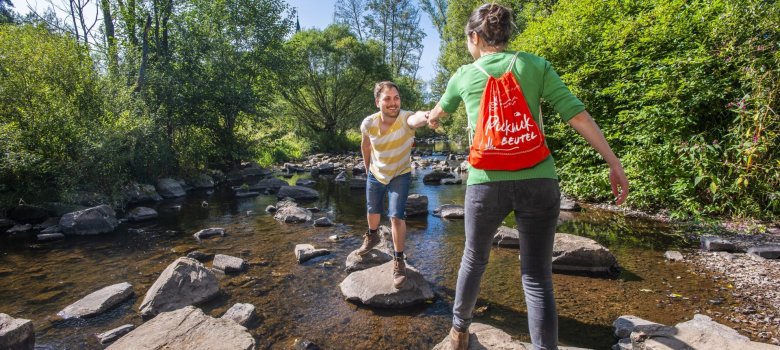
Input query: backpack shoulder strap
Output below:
<box><xmin>472</xmin><ymin>62</ymin><xmax>490</xmax><ymax>77</ymax></box>
<box><xmin>505</xmin><ymin>51</ymin><xmax>521</xmax><ymax>73</ymax></box>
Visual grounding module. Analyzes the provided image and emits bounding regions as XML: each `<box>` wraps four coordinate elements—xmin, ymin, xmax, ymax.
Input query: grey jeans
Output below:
<box><xmin>453</xmin><ymin>178</ymin><xmax>561</xmax><ymax>350</ymax></box>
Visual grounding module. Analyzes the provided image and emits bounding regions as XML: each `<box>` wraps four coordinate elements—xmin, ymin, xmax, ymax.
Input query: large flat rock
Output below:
<box><xmin>107</xmin><ymin>306</ymin><xmax>255</xmax><ymax>350</ymax></box>
<box><xmin>138</xmin><ymin>257</ymin><xmax>220</xmax><ymax>317</ymax></box>
<box><xmin>618</xmin><ymin>314</ymin><xmax>780</xmax><ymax>350</ymax></box>
<box><xmin>0</xmin><ymin>313</ymin><xmax>34</xmax><ymax>350</ymax></box>
<box><xmin>552</xmin><ymin>233</ymin><xmax>619</xmax><ymax>275</ymax></box>
<box><xmin>431</xmin><ymin>322</ymin><xmax>590</xmax><ymax>350</ymax></box>
<box><xmin>57</xmin><ymin>282</ymin><xmax>134</xmax><ymax>319</ymax></box>
<box><xmin>339</xmin><ymin>261</ymin><xmax>433</xmax><ymax>308</ymax></box>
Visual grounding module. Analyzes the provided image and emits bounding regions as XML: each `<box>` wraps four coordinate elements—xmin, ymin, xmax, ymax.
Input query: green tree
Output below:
<box><xmin>0</xmin><ymin>0</ymin><xmax>13</xmax><ymax>24</ymax></box>
<box><xmin>0</xmin><ymin>25</ymin><xmax>107</xmax><ymax>196</ymax></box>
<box><xmin>279</xmin><ymin>25</ymin><xmax>390</xmax><ymax>150</ymax></box>
<box><xmin>512</xmin><ymin>0</ymin><xmax>779</xmax><ymax>219</ymax></box>
<box><xmin>335</xmin><ymin>0</ymin><xmax>425</xmax><ymax>83</ymax></box>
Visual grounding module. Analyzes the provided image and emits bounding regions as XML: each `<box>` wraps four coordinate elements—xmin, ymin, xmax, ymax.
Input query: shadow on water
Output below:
<box><xmin>0</xmin><ymin>149</ymin><xmax>743</xmax><ymax>349</ymax></box>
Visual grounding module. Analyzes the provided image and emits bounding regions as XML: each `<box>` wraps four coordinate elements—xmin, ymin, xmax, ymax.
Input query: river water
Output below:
<box><xmin>0</xmin><ymin>152</ymin><xmax>741</xmax><ymax>349</ymax></box>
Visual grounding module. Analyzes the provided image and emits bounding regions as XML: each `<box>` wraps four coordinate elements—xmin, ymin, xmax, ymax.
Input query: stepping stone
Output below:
<box><xmin>138</xmin><ymin>258</ymin><xmax>219</xmax><ymax>317</ymax></box>
<box><xmin>126</xmin><ymin>207</ymin><xmax>158</xmax><ymax>222</ymax></box>
<box><xmin>663</xmin><ymin>251</ymin><xmax>684</xmax><ymax>261</ymax></box>
<box><xmin>700</xmin><ymin>236</ymin><xmax>737</xmax><ymax>252</ymax></box>
<box><xmin>106</xmin><ymin>306</ymin><xmax>254</xmax><ymax>350</ymax></box>
<box><xmin>747</xmin><ymin>245</ymin><xmax>780</xmax><ymax>259</ymax></box>
<box><xmin>212</xmin><ymin>254</ymin><xmax>246</xmax><ymax>273</ymax></box>
<box><xmin>552</xmin><ymin>233</ymin><xmax>620</xmax><ymax>276</ymax></box>
<box><xmin>339</xmin><ymin>261</ymin><xmax>433</xmax><ymax>308</ymax></box>
<box><xmin>433</xmin><ymin>204</ymin><xmax>465</xmax><ymax>219</ymax></box>
<box><xmin>193</xmin><ymin>228</ymin><xmax>225</xmax><ymax>241</ymax></box>
<box><xmin>432</xmin><ymin>322</ymin><xmax>590</xmax><ymax>349</ymax></box>
<box><xmin>295</xmin><ymin>244</ymin><xmax>330</xmax><ymax>263</ymax></box>
<box><xmin>492</xmin><ymin>226</ymin><xmax>519</xmax><ymax>248</ymax></box>
<box><xmin>96</xmin><ymin>324</ymin><xmax>135</xmax><ymax>345</ymax></box>
<box><xmin>57</xmin><ymin>282</ymin><xmax>134</xmax><ymax>319</ymax></box>
<box><xmin>0</xmin><ymin>313</ymin><xmax>35</xmax><ymax>350</ymax></box>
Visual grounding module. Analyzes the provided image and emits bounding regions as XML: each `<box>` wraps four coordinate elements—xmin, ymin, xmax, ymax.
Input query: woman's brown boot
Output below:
<box><xmin>449</xmin><ymin>327</ymin><xmax>469</xmax><ymax>350</ymax></box>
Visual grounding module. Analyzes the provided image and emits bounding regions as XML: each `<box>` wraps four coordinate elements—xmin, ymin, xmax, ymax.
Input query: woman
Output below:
<box><xmin>426</xmin><ymin>4</ymin><xmax>629</xmax><ymax>350</ymax></box>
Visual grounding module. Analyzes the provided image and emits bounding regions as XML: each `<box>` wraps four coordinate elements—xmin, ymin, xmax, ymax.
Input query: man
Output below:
<box><xmin>356</xmin><ymin>81</ymin><xmax>429</xmax><ymax>289</ymax></box>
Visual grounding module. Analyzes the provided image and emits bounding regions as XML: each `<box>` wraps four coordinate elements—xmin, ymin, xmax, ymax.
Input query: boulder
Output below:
<box><xmin>126</xmin><ymin>207</ymin><xmax>158</xmax><ymax>222</ymax></box>
<box><xmin>57</xmin><ymin>282</ymin><xmax>134</xmax><ymax>319</ymax></box>
<box><xmin>700</xmin><ymin>235</ymin><xmax>737</xmax><ymax>252</ymax></box>
<box><xmin>0</xmin><ymin>313</ymin><xmax>34</xmax><ymax>350</ymax></box>
<box><xmin>433</xmin><ymin>204</ymin><xmax>465</xmax><ymax>219</ymax></box>
<box><xmin>423</xmin><ymin>170</ymin><xmax>454</xmax><ymax>184</ymax></box>
<box><xmin>560</xmin><ymin>193</ymin><xmax>581</xmax><ymax>211</ymax></box>
<box><xmin>193</xmin><ymin>227</ymin><xmax>225</xmax><ymax>241</ymax></box>
<box><xmin>189</xmin><ymin>173</ymin><xmax>215</xmax><ymax>189</ymax></box>
<box><xmin>221</xmin><ymin>303</ymin><xmax>256</xmax><ymax>327</ymax></box>
<box><xmin>621</xmin><ymin>314</ymin><xmax>780</xmax><ymax>350</ymax></box>
<box><xmin>552</xmin><ymin>233</ymin><xmax>620</xmax><ymax>276</ymax></box>
<box><xmin>123</xmin><ymin>183</ymin><xmax>163</xmax><ymax>204</ymax></box>
<box><xmin>96</xmin><ymin>324</ymin><xmax>134</xmax><ymax>345</ymax></box>
<box><xmin>277</xmin><ymin>186</ymin><xmax>320</xmax><ymax>201</ymax></box>
<box><xmin>492</xmin><ymin>226</ymin><xmax>519</xmax><ymax>248</ymax></box>
<box><xmin>313</xmin><ymin>217</ymin><xmax>333</xmax><ymax>227</ymax></box>
<box><xmin>334</xmin><ymin>171</ymin><xmax>348</xmax><ymax>183</ymax></box>
<box><xmin>432</xmin><ymin>322</ymin><xmax>588</xmax><ymax>350</ymax></box>
<box><xmin>663</xmin><ymin>251</ymin><xmax>684</xmax><ymax>261</ymax></box>
<box><xmin>747</xmin><ymin>245</ymin><xmax>780</xmax><ymax>259</ymax></box>
<box><xmin>295</xmin><ymin>244</ymin><xmax>330</xmax><ymax>263</ymax></box>
<box><xmin>106</xmin><ymin>306</ymin><xmax>255</xmax><ymax>350</ymax></box>
<box><xmin>248</xmin><ymin>177</ymin><xmax>288</xmax><ymax>192</ymax></box>
<box><xmin>316</xmin><ymin>163</ymin><xmax>335</xmax><ymax>174</ymax></box>
<box><xmin>212</xmin><ymin>254</ymin><xmax>246</xmax><ymax>273</ymax></box>
<box><xmin>339</xmin><ymin>261</ymin><xmax>433</xmax><ymax>307</ymax></box>
<box><xmin>138</xmin><ymin>257</ymin><xmax>220</xmax><ymax>317</ymax></box>
<box><xmin>405</xmin><ymin>194</ymin><xmax>429</xmax><ymax>217</ymax></box>
<box><xmin>59</xmin><ymin>205</ymin><xmax>119</xmax><ymax>235</ymax></box>
<box><xmin>156</xmin><ymin>178</ymin><xmax>186</xmax><ymax>198</ymax></box>
<box><xmin>274</xmin><ymin>206</ymin><xmax>312</xmax><ymax>224</ymax></box>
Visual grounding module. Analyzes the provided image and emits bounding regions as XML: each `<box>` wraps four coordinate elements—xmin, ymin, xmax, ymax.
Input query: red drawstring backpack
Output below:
<box><xmin>468</xmin><ymin>52</ymin><xmax>550</xmax><ymax>170</ymax></box>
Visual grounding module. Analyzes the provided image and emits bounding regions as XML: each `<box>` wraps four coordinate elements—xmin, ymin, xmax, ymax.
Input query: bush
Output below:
<box><xmin>510</xmin><ymin>0</ymin><xmax>779</xmax><ymax>220</ymax></box>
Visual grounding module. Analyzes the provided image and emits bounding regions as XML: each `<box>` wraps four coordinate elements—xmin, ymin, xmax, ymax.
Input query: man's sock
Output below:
<box><xmin>369</xmin><ymin>228</ymin><xmax>378</xmax><ymax>234</ymax></box>
<box><xmin>394</xmin><ymin>251</ymin><xmax>404</xmax><ymax>260</ymax></box>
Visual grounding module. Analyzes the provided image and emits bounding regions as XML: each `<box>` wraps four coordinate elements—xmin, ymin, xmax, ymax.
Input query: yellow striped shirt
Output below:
<box><xmin>360</xmin><ymin>111</ymin><xmax>415</xmax><ymax>184</ymax></box>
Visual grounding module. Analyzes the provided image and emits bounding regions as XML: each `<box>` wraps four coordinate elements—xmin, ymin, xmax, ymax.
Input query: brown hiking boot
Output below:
<box><xmin>449</xmin><ymin>327</ymin><xmax>469</xmax><ymax>350</ymax></box>
<box><xmin>393</xmin><ymin>259</ymin><xmax>407</xmax><ymax>288</ymax></box>
<box><xmin>356</xmin><ymin>230</ymin><xmax>380</xmax><ymax>256</ymax></box>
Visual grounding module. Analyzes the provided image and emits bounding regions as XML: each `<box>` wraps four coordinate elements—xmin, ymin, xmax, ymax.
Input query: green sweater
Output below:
<box><xmin>439</xmin><ymin>51</ymin><xmax>586</xmax><ymax>185</ymax></box>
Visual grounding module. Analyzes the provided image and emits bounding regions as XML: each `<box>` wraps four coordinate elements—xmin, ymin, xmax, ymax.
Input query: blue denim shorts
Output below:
<box><xmin>366</xmin><ymin>171</ymin><xmax>411</xmax><ymax>220</ymax></box>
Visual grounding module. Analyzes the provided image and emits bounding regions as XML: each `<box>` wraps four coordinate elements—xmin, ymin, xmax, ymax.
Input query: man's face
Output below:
<box><xmin>376</xmin><ymin>87</ymin><xmax>401</xmax><ymax>118</ymax></box>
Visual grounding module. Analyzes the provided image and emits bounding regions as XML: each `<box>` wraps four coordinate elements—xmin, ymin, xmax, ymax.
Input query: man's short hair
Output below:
<box><xmin>374</xmin><ymin>81</ymin><xmax>399</xmax><ymax>100</ymax></box>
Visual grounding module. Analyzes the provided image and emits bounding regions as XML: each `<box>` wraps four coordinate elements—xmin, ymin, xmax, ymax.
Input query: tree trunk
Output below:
<box><xmin>135</xmin><ymin>14</ymin><xmax>152</xmax><ymax>92</ymax></box>
<box><xmin>101</xmin><ymin>0</ymin><xmax>119</xmax><ymax>75</ymax></box>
